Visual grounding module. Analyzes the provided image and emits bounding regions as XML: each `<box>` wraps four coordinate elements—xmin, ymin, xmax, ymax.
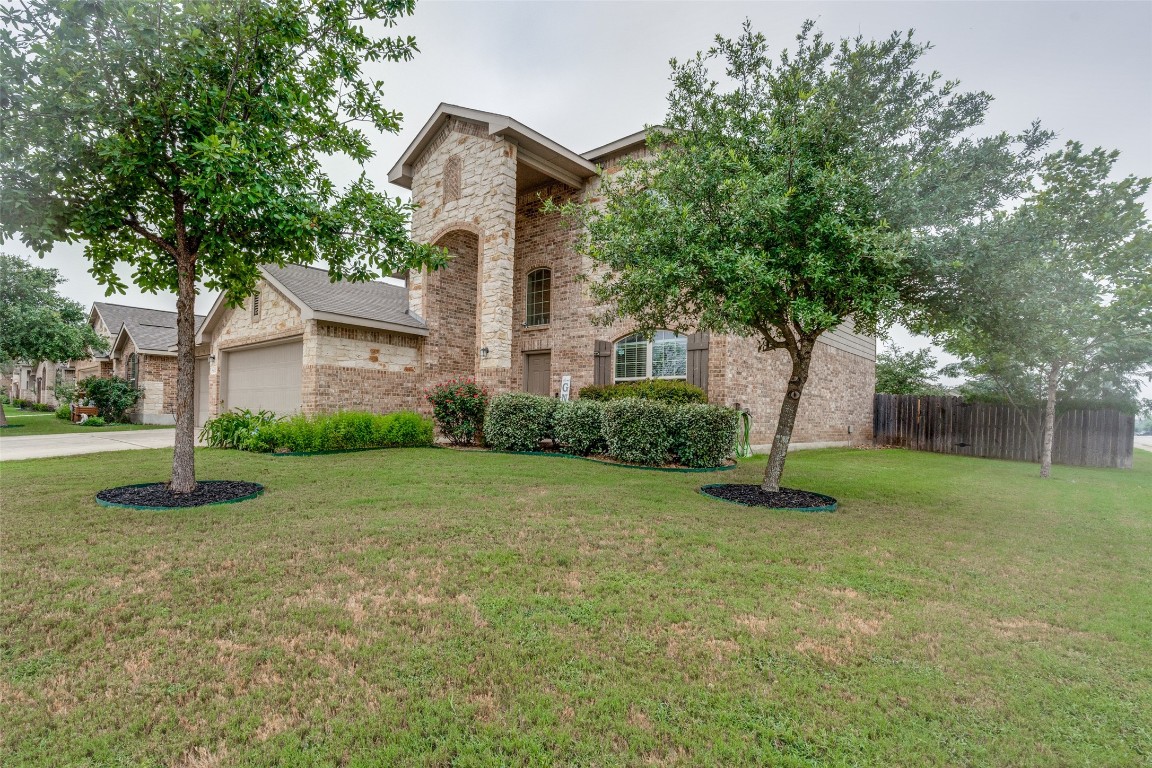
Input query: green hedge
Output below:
<box><xmin>484</xmin><ymin>393</ymin><xmax>556</xmax><ymax>452</ymax></box>
<box><xmin>602</xmin><ymin>399</ymin><xmax>677</xmax><ymax>465</ymax></box>
<box><xmin>201</xmin><ymin>410</ymin><xmax>433</xmax><ymax>453</ymax></box>
<box><xmin>578</xmin><ymin>379</ymin><xmax>707</xmax><ymax>404</ymax></box>
<box><xmin>553</xmin><ymin>400</ymin><xmax>606</xmax><ymax>456</ymax></box>
<box><xmin>671</xmin><ymin>404</ymin><xmax>741</xmax><ymax>468</ymax></box>
<box><xmin>485</xmin><ymin>396</ymin><xmax>738</xmax><ymax>467</ymax></box>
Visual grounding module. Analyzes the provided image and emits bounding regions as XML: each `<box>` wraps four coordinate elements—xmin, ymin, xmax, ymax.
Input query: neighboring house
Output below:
<box><xmin>7</xmin><ymin>363</ymin><xmax>35</xmax><ymax>402</ymax></box>
<box><xmin>195</xmin><ymin>104</ymin><xmax>876</xmax><ymax>448</ymax></box>
<box><xmin>5</xmin><ymin>361</ymin><xmax>72</xmax><ymax>407</ymax></box>
<box><xmin>74</xmin><ymin>302</ymin><xmax>205</xmax><ymax>424</ymax></box>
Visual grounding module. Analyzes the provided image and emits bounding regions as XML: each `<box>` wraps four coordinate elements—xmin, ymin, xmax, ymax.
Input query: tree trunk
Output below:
<box><xmin>169</xmin><ymin>255</ymin><xmax>198</xmax><ymax>494</ymax></box>
<box><xmin>762</xmin><ymin>339</ymin><xmax>814</xmax><ymax>492</ymax></box>
<box><xmin>1039</xmin><ymin>360</ymin><xmax>1061</xmax><ymax>479</ymax></box>
<box><xmin>0</xmin><ymin>397</ymin><xmax>8</xmax><ymax>426</ymax></box>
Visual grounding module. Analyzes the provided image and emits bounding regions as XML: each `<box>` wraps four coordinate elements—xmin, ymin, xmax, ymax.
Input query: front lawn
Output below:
<box><xmin>0</xmin><ymin>405</ymin><xmax>171</xmax><ymax>437</ymax></box>
<box><xmin>2</xmin><ymin>447</ymin><xmax>1149</xmax><ymax>766</ymax></box>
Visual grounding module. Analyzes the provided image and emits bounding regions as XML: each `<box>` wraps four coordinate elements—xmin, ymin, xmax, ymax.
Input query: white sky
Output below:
<box><xmin>6</xmin><ymin>0</ymin><xmax>1152</xmax><ymax>385</ymax></box>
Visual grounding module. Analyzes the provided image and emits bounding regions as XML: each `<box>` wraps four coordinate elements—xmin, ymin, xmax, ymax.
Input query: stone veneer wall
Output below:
<box><xmin>301</xmin><ymin>322</ymin><xmax>424</xmax><ymax>414</ymax></box>
<box><xmin>407</xmin><ymin>118</ymin><xmax>517</xmax><ymax>391</ymax></box>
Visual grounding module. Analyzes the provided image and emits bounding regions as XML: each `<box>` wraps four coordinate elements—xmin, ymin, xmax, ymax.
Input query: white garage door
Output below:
<box><xmin>225</xmin><ymin>341</ymin><xmax>303</xmax><ymax>417</ymax></box>
<box><xmin>195</xmin><ymin>357</ymin><xmax>210</xmax><ymax>426</ymax></box>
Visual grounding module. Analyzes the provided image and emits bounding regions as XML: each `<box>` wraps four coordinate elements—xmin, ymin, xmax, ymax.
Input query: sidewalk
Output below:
<box><xmin>0</xmin><ymin>429</ymin><xmax>179</xmax><ymax>461</ymax></box>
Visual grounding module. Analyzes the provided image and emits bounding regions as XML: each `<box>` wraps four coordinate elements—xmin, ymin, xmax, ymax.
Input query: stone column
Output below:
<box><xmin>475</xmin><ymin>138</ymin><xmax>518</xmax><ymax>391</ymax></box>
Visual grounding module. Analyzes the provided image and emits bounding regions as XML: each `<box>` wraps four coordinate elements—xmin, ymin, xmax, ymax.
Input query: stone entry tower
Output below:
<box><xmin>389</xmin><ymin>104</ymin><xmax>598</xmax><ymax>392</ymax></box>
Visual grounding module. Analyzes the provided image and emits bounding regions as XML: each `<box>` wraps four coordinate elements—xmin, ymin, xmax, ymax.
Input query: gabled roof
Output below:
<box><xmin>582</xmin><ymin>127</ymin><xmax>666</xmax><ymax>163</ymax></box>
<box><xmin>108</xmin><ymin>305</ymin><xmax>206</xmax><ymax>356</ymax></box>
<box><xmin>196</xmin><ymin>263</ymin><xmax>427</xmax><ymax>345</ymax></box>
<box><xmin>388</xmin><ymin>103</ymin><xmax>600</xmax><ymax>190</ymax></box>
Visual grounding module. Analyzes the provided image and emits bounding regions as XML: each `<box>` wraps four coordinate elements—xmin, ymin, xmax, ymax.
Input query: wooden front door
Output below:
<box><xmin>525</xmin><ymin>352</ymin><xmax>551</xmax><ymax>396</ymax></box>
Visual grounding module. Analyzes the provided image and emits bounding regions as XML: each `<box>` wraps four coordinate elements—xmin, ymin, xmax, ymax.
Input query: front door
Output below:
<box><xmin>525</xmin><ymin>352</ymin><xmax>551</xmax><ymax>396</ymax></box>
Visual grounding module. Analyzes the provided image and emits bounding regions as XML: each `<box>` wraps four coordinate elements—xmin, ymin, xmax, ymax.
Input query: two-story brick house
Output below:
<box><xmin>193</xmin><ymin>104</ymin><xmax>875</xmax><ymax>447</ymax></box>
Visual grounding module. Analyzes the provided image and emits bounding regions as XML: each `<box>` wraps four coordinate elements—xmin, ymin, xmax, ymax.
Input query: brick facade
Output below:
<box><xmin>188</xmin><ymin>110</ymin><xmax>877</xmax><ymax>447</ymax></box>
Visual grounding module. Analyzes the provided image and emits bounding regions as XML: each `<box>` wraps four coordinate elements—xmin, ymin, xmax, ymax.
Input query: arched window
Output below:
<box><xmin>525</xmin><ymin>268</ymin><xmax>551</xmax><ymax>327</ymax></box>
<box><xmin>614</xmin><ymin>331</ymin><xmax>687</xmax><ymax>382</ymax></box>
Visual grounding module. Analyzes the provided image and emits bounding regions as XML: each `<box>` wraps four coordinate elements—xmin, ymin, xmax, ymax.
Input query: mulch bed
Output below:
<box><xmin>96</xmin><ymin>481</ymin><xmax>263</xmax><ymax>509</ymax></box>
<box><xmin>701</xmin><ymin>484</ymin><xmax>837</xmax><ymax>511</ymax></box>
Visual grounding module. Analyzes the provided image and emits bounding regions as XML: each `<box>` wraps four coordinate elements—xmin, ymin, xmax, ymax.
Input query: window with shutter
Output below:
<box><xmin>613</xmin><ymin>331</ymin><xmax>688</xmax><ymax>382</ymax></box>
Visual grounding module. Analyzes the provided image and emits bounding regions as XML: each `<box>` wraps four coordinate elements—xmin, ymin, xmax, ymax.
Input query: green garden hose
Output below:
<box><xmin>737</xmin><ymin>410</ymin><xmax>753</xmax><ymax>458</ymax></box>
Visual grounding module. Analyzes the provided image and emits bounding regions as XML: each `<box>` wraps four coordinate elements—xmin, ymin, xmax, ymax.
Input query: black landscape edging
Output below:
<box><xmin>95</xmin><ymin>481</ymin><xmax>264</xmax><ymax>511</ymax></box>
<box><xmin>699</xmin><ymin>484</ymin><xmax>837</xmax><ymax>512</ymax></box>
<box><xmin>265</xmin><ymin>444</ymin><xmax>438</xmax><ymax>457</ymax></box>
<box><xmin>0</xmin><ymin>424</ymin><xmax>26</xmax><ymax>429</ymax></box>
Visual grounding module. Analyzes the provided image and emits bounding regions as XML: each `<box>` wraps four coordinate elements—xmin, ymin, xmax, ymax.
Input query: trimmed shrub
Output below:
<box><xmin>484</xmin><ymin>393</ymin><xmax>556</xmax><ymax>452</ymax></box>
<box><xmin>602</xmin><ymin>399</ymin><xmax>676</xmax><ymax>465</ymax></box>
<box><xmin>578</xmin><ymin>379</ymin><xmax>707</xmax><ymax>405</ymax></box>
<box><xmin>553</xmin><ymin>399</ymin><xmax>606</xmax><ymax>456</ymax></box>
<box><xmin>79</xmin><ymin>376</ymin><xmax>140</xmax><ymax>423</ymax></box>
<box><xmin>671</xmin><ymin>404</ymin><xmax>739</xmax><ymax>468</ymax></box>
<box><xmin>55</xmin><ymin>404</ymin><xmax>71</xmax><ymax>420</ymax></box>
<box><xmin>214</xmin><ymin>410</ymin><xmax>435</xmax><ymax>453</ymax></box>
<box><xmin>426</xmin><ymin>379</ymin><xmax>488</xmax><ymax>446</ymax></box>
<box><xmin>32</xmin><ymin>402</ymin><xmax>54</xmax><ymax>412</ymax></box>
<box><xmin>83</xmin><ymin>416</ymin><xmax>106</xmax><ymax>427</ymax></box>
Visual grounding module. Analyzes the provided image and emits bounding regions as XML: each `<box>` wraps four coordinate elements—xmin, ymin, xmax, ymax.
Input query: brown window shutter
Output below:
<box><xmin>594</xmin><ymin>340</ymin><xmax>612</xmax><ymax>385</ymax></box>
<box><xmin>687</xmin><ymin>332</ymin><xmax>709</xmax><ymax>393</ymax></box>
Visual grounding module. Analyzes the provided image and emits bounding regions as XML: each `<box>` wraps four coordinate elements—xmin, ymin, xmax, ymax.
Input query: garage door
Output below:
<box><xmin>195</xmin><ymin>357</ymin><xmax>210</xmax><ymax>426</ymax></box>
<box><xmin>225</xmin><ymin>341</ymin><xmax>303</xmax><ymax>416</ymax></box>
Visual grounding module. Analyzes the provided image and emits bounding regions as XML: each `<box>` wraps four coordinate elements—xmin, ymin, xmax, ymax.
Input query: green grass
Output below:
<box><xmin>2</xmin><ymin>447</ymin><xmax>1150</xmax><ymax>766</ymax></box>
<box><xmin>0</xmin><ymin>405</ymin><xmax>171</xmax><ymax>437</ymax></box>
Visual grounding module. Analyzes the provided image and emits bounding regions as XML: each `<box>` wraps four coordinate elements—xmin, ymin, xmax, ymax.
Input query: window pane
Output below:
<box><xmin>615</xmin><ymin>334</ymin><xmax>647</xmax><ymax>380</ymax></box>
<box><xmin>526</xmin><ymin>269</ymin><xmax>551</xmax><ymax>326</ymax></box>
<box><xmin>652</xmin><ymin>333</ymin><xmax>687</xmax><ymax>378</ymax></box>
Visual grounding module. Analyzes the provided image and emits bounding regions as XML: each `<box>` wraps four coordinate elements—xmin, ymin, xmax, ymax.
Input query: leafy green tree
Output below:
<box><xmin>1</xmin><ymin>0</ymin><xmax>445</xmax><ymax>491</ymax></box>
<box><xmin>907</xmin><ymin>143</ymin><xmax>1152</xmax><ymax>477</ymax></box>
<box><xmin>875</xmin><ymin>345</ymin><xmax>947</xmax><ymax>395</ymax></box>
<box><xmin>556</xmin><ymin>21</ymin><xmax>1047</xmax><ymax>491</ymax></box>
<box><xmin>0</xmin><ymin>253</ymin><xmax>107</xmax><ymax>426</ymax></box>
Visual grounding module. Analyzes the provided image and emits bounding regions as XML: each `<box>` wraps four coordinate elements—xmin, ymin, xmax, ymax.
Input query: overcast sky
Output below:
<box><xmin>6</xmin><ymin>0</ymin><xmax>1151</xmax><ymax>380</ymax></box>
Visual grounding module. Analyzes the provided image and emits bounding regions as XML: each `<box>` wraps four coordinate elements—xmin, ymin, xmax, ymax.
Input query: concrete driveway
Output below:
<box><xmin>0</xmin><ymin>429</ymin><xmax>179</xmax><ymax>461</ymax></box>
<box><xmin>1136</xmin><ymin>435</ymin><xmax>1152</xmax><ymax>453</ymax></box>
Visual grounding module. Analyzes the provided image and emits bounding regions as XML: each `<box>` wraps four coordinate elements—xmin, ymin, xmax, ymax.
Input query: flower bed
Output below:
<box><xmin>200</xmin><ymin>410</ymin><xmax>433</xmax><ymax>453</ymax></box>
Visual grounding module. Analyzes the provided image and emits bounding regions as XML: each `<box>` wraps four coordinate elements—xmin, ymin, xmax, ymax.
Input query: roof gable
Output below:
<box><xmin>196</xmin><ymin>264</ymin><xmax>427</xmax><ymax>344</ymax></box>
<box><xmin>103</xmin><ymin>303</ymin><xmax>206</xmax><ymax>355</ymax></box>
<box><xmin>388</xmin><ymin>103</ymin><xmax>599</xmax><ymax>190</ymax></box>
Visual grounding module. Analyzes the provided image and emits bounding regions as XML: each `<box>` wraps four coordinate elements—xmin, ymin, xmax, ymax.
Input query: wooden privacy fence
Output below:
<box><xmin>873</xmin><ymin>394</ymin><xmax>1135</xmax><ymax>469</ymax></box>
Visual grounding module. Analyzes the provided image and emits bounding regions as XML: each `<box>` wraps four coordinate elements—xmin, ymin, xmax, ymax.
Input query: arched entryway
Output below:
<box><xmin>423</xmin><ymin>229</ymin><xmax>480</xmax><ymax>379</ymax></box>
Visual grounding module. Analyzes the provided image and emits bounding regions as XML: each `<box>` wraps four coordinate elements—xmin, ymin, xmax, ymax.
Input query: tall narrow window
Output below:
<box><xmin>525</xmin><ymin>268</ymin><xmax>551</xmax><ymax>327</ymax></box>
<box><xmin>252</xmin><ymin>291</ymin><xmax>261</xmax><ymax>319</ymax></box>
<box><xmin>127</xmin><ymin>353</ymin><xmax>139</xmax><ymax>384</ymax></box>
<box><xmin>443</xmin><ymin>155</ymin><xmax>462</xmax><ymax>204</ymax></box>
<box><xmin>614</xmin><ymin>331</ymin><xmax>687</xmax><ymax>382</ymax></box>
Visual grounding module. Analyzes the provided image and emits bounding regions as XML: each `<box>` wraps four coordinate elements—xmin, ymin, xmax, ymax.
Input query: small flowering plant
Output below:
<box><xmin>425</xmin><ymin>379</ymin><xmax>489</xmax><ymax>446</ymax></box>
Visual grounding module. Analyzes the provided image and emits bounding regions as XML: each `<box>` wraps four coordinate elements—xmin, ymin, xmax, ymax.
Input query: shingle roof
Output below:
<box><xmin>95</xmin><ymin>302</ymin><xmax>206</xmax><ymax>353</ymax></box>
<box><xmin>263</xmin><ymin>263</ymin><xmax>426</xmax><ymax>331</ymax></box>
